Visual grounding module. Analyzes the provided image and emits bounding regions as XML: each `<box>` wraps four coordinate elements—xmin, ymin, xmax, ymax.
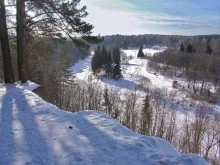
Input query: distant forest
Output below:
<box><xmin>100</xmin><ymin>34</ymin><xmax>220</xmax><ymax>55</ymax></box>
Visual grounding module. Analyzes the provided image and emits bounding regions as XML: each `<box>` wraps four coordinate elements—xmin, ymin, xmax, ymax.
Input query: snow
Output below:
<box><xmin>0</xmin><ymin>82</ymin><xmax>208</xmax><ymax>165</ymax></box>
<box><xmin>69</xmin><ymin>47</ymin><xmax>177</xmax><ymax>104</ymax></box>
<box><xmin>70</xmin><ymin>46</ymin><xmax>220</xmax><ymax>161</ymax></box>
<box><xmin>71</xmin><ymin>47</ymin><xmax>220</xmax><ymax>114</ymax></box>
<box><xmin>123</xmin><ymin>46</ymin><xmax>167</xmax><ymax>58</ymax></box>
<box><xmin>69</xmin><ymin>55</ymin><xmax>93</xmax><ymax>81</ymax></box>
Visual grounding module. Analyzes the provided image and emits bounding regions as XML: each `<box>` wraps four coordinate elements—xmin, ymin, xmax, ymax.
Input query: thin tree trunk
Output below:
<box><xmin>0</xmin><ymin>0</ymin><xmax>15</xmax><ymax>83</ymax></box>
<box><xmin>193</xmin><ymin>71</ymin><xmax>196</xmax><ymax>93</ymax></box>
<box><xmin>16</xmin><ymin>0</ymin><xmax>27</xmax><ymax>83</ymax></box>
<box><xmin>200</xmin><ymin>78</ymin><xmax>205</xmax><ymax>94</ymax></box>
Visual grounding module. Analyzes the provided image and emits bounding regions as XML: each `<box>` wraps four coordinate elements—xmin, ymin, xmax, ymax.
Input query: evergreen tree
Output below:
<box><xmin>101</xmin><ymin>46</ymin><xmax>112</xmax><ymax>77</ymax></box>
<box><xmin>112</xmin><ymin>47</ymin><xmax>121</xmax><ymax>79</ymax></box>
<box><xmin>186</xmin><ymin>43</ymin><xmax>194</xmax><ymax>53</ymax></box>
<box><xmin>180</xmin><ymin>42</ymin><xmax>185</xmax><ymax>52</ymax></box>
<box><xmin>137</xmin><ymin>45</ymin><xmax>145</xmax><ymax>58</ymax></box>
<box><xmin>206</xmin><ymin>45</ymin><xmax>212</xmax><ymax>54</ymax></box>
<box><xmin>3</xmin><ymin>0</ymin><xmax>102</xmax><ymax>83</ymax></box>
<box><xmin>91</xmin><ymin>46</ymin><xmax>122</xmax><ymax>79</ymax></box>
<box><xmin>101</xmin><ymin>46</ymin><xmax>108</xmax><ymax>67</ymax></box>
<box><xmin>91</xmin><ymin>46</ymin><xmax>101</xmax><ymax>74</ymax></box>
<box><xmin>140</xmin><ymin>95</ymin><xmax>152</xmax><ymax>135</ymax></box>
<box><xmin>104</xmin><ymin>51</ymin><xmax>112</xmax><ymax>77</ymax></box>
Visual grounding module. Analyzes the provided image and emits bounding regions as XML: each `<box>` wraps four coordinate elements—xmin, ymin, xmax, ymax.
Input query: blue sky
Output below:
<box><xmin>81</xmin><ymin>0</ymin><xmax>220</xmax><ymax>35</ymax></box>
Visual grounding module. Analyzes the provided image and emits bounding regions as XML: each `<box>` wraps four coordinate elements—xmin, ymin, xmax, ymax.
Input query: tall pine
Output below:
<box><xmin>91</xmin><ymin>46</ymin><xmax>122</xmax><ymax>79</ymax></box>
<box><xmin>17</xmin><ymin>0</ymin><xmax>27</xmax><ymax>82</ymax></box>
<box><xmin>105</xmin><ymin>50</ymin><xmax>112</xmax><ymax>77</ymax></box>
<box><xmin>101</xmin><ymin>46</ymin><xmax>108</xmax><ymax>67</ymax></box>
<box><xmin>3</xmin><ymin>0</ymin><xmax>102</xmax><ymax>83</ymax></box>
<box><xmin>0</xmin><ymin>0</ymin><xmax>15</xmax><ymax>83</ymax></box>
<box><xmin>112</xmin><ymin>47</ymin><xmax>121</xmax><ymax>79</ymax></box>
<box><xmin>91</xmin><ymin>46</ymin><xmax>102</xmax><ymax>73</ymax></box>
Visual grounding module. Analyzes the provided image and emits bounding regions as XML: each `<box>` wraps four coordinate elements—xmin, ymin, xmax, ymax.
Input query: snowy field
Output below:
<box><xmin>123</xmin><ymin>46</ymin><xmax>167</xmax><ymax>58</ymax></box>
<box><xmin>0</xmin><ymin>82</ymin><xmax>208</xmax><ymax>165</ymax></box>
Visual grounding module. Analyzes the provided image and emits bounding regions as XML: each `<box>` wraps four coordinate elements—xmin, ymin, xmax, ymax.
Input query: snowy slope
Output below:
<box><xmin>69</xmin><ymin>55</ymin><xmax>93</xmax><ymax>81</ymax></box>
<box><xmin>0</xmin><ymin>82</ymin><xmax>208</xmax><ymax>165</ymax></box>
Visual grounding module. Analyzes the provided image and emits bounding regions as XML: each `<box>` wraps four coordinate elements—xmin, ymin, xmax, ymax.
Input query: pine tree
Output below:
<box><xmin>101</xmin><ymin>46</ymin><xmax>108</xmax><ymax>67</ymax></box>
<box><xmin>3</xmin><ymin>0</ymin><xmax>102</xmax><ymax>83</ymax></box>
<box><xmin>91</xmin><ymin>46</ymin><xmax>122</xmax><ymax>79</ymax></box>
<box><xmin>25</xmin><ymin>0</ymin><xmax>102</xmax><ymax>49</ymax></box>
<box><xmin>112</xmin><ymin>47</ymin><xmax>121</xmax><ymax>79</ymax></box>
<box><xmin>186</xmin><ymin>43</ymin><xmax>194</xmax><ymax>53</ymax></box>
<box><xmin>180</xmin><ymin>42</ymin><xmax>185</xmax><ymax>52</ymax></box>
<box><xmin>137</xmin><ymin>45</ymin><xmax>145</xmax><ymax>58</ymax></box>
<box><xmin>140</xmin><ymin>95</ymin><xmax>152</xmax><ymax>135</ymax></box>
<box><xmin>17</xmin><ymin>0</ymin><xmax>27</xmax><ymax>82</ymax></box>
<box><xmin>0</xmin><ymin>0</ymin><xmax>15</xmax><ymax>83</ymax></box>
<box><xmin>91</xmin><ymin>46</ymin><xmax>102</xmax><ymax>74</ymax></box>
<box><xmin>104</xmin><ymin>51</ymin><xmax>112</xmax><ymax>77</ymax></box>
<box><xmin>206</xmin><ymin>45</ymin><xmax>212</xmax><ymax>54</ymax></box>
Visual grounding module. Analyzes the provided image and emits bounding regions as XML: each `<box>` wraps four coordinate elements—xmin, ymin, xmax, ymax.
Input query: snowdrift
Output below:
<box><xmin>0</xmin><ymin>82</ymin><xmax>208</xmax><ymax>165</ymax></box>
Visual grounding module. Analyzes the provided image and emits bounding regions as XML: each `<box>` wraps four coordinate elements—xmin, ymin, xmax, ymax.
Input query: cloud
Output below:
<box><xmin>81</xmin><ymin>0</ymin><xmax>220</xmax><ymax>35</ymax></box>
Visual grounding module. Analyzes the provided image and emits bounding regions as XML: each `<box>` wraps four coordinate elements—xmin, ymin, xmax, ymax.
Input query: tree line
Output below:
<box><xmin>0</xmin><ymin>0</ymin><xmax>101</xmax><ymax>84</ymax></box>
<box><xmin>148</xmin><ymin>43</ymin><xmax>220</xmax><ymax>97</ymax></box>
<box><xmin>101</xmin><ymin>34</ymin><xmax>220</xmax><ymax>55</ymax></box>
<box><xmin>91</xmin><ymin>46</ymin><xmax>122</xmax><ymax>79</ymax></box>
<box><xmin>180</xmin><ymin>42</ymin><xmax>212</xmax><ymax>54</ymax></box>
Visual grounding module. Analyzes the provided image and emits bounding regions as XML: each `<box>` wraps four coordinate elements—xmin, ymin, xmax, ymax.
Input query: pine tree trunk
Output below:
<box><xmin>0</xmin><ymin>0</ymin><xmax>15</xmax><ymax>83</ymax></box>
<box><xmin>16</xmin><ymin>0</ymin><xmax>27</xmax><ymax>83</ymax></box>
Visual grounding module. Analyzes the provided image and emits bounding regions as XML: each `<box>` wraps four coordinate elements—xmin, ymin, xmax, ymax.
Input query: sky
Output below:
<box><xmin>80</xmin><ymin>0</ymin><xmax>220</xmax><ymax>36</ymax></box>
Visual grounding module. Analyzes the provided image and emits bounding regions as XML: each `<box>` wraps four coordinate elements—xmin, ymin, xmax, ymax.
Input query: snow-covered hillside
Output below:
<box><xmin>0</xmin><ymin>82</ymin><xmax>208</xmax><ymax>165</ymax></box>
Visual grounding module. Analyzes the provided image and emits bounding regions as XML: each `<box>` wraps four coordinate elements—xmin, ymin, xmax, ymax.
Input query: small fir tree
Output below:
<box><xmin>180</xmin><ymin>42</ymin><xmax>185</xmax><ymax>52</ymax></box>
<box><xmin>186</xmin><ymin>43</ymin><xmax>194</xmax><ymax>53</ymax></box>
<box><xmin>137</xmin><ymin>45</ymin><xmax>145</xmax><ymax>58</ymax></box>
<box><xmin>206</xmin><ymin>45</ymin><xmax>212</xmax><ymax>54</ymax></box>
